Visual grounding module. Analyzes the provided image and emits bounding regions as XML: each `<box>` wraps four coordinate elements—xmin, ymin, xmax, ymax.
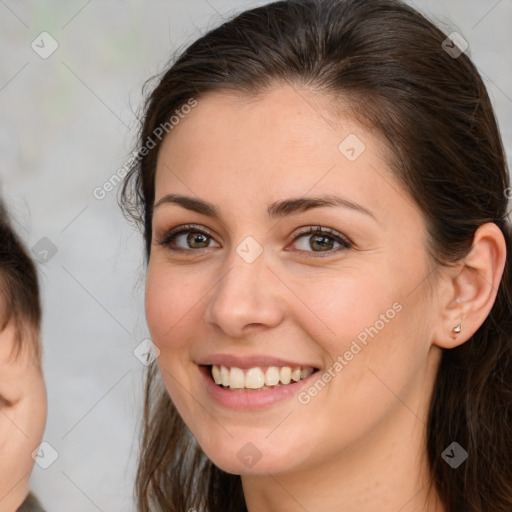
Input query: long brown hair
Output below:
<box><xmin>120</xmin><ymin>1</ymin><xmax>512</xmax><ymax>510</ymax></box>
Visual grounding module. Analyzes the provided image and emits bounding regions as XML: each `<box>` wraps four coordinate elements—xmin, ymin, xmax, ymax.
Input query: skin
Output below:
<box><xmin>0</xmin><ymin>322</ymin><xmax>47</xmax><ymax>512</ymax></box>
<box><xmin>145</xmin><ymin>85</ymin><xmax>506</xmax><ymax>512</ymax></box>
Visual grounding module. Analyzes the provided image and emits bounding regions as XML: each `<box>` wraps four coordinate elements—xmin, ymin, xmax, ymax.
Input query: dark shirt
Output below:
<box><xmin>16</xmin><ymin>492</ymin><xmax>46</xmax><ymax>512</ymax></box>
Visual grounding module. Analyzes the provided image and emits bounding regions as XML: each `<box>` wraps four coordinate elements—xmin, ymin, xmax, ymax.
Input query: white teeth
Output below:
<box><xmin>301</xmin><ymin>368</ymin><xmax>314</xmax><ymax>379</ymax></box>
<box><xmin>220</xmin><ymin>365</ymin><xmax>230</xmax><ymax>387</ymax></box>
<box><xmin>229</xmin><ymin>367</ymin><xmax>245</xmax><ymax>389</ymax></box>
<box><xmin>210</xmin><ymin>364</ymin><xmax>316</xmax><ymax>390</ymax></box>
<box><xmin>280</xmin><ymin>366</ymin><xmax>292</xmax><ymax>384</ymax></box>
<box><xmin>265</xmin><ymin>366</ymin><xmax>280</xmax><ymax>386</ymax></box>
<box><xmin>212</xmin><ymin>365</ymin><xmax>221</xmax><ymax>384</ymax></box>
<box><xmin>245</xmin><ymin>368</ymin><xmax>265</xmax><ymax>389</ymax></box>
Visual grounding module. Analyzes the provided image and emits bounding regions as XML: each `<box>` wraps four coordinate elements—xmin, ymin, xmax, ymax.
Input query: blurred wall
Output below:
<box><xmin>0</xmin><ymin>0</ymin><xmax>510</xmax><ymax>510</ymax></box>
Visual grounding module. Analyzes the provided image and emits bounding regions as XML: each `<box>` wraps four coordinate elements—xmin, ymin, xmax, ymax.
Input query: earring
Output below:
<box><xmin>453</xmin><ymin>324</ymin><xmax>461</xmax><ymax>334</ymax></box>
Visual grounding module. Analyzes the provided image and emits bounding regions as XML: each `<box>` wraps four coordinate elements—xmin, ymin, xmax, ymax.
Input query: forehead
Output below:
<box><xmin>154</xmin><ymin>85</ymin><xmax>419</xmax><ymax>228</ymax></box>
<box><xmin>158</xmin><ymin>85</ymin><xmax>375</xmax><ymax>167</ymax></box>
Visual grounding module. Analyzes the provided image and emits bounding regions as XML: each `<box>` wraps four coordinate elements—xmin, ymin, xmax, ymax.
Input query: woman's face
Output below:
<box><xmin>146</xmin><ymin>85</ymin><xmax>444</xmax><ymax>476</ymax></box>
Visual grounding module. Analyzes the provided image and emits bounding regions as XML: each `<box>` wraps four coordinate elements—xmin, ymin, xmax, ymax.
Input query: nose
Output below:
<box><xmin>204</xmin><ymin>245</ymin><xmax>286</xmax><ymax>339</ymax></box>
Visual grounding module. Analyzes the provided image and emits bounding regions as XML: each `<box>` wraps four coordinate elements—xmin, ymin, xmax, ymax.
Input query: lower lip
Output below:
<box><xmin>199</xmin><ymin>365</ymin><xmax>319</xmax><ymax>410</ymax></box>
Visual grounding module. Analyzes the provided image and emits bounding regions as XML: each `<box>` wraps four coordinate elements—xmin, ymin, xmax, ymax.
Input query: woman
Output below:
<box><xmin>120</xmin><ymin>0</ymin><xmax>512</xmax><ymax>510</ymax></box>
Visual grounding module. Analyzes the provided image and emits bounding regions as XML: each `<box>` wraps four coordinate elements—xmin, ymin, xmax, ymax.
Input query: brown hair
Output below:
<box><xmin>120</xmin><ymin>0</ymin><xmax>512</xmax><ymax>510</ymax></box>
<box><xmin>0</xmin><ymin>200</ymin><xmax>42</xmax><ymax>362</ymax></box>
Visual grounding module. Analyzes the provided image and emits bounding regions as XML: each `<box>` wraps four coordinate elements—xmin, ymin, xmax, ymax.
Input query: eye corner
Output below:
<box><xmin>0</xmin><ymin>394</ymin><xmax>14</xmax><ymax>408</ymax></box>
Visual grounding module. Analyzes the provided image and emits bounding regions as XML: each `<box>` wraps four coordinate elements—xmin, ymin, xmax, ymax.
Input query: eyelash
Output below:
<box><xmin>156</xmin><ymin>224</ymin><xmax>352</xmax><ymax>257</ymax></box>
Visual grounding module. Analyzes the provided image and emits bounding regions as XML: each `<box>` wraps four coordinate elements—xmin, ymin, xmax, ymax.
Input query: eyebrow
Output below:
<box><xmin>153</xmin><ymin>193</ymin><xmax>376</xmax><ymax>220</ymax></box>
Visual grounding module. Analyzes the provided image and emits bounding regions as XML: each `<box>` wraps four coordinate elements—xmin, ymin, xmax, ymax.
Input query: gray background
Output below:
<box><xmin>0</xmin><ymin>0</ymin><xmax>510</xmax><ymax>510</ymax></box>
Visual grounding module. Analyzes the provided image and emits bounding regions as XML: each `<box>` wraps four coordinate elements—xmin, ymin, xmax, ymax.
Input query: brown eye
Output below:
<box><xmin>182</xmin><ymin>231</ymin><xmax>210</xmax><ymax>249</ymax></box>
<box><xmin>290</xmin><ymin>226</ymin><xmax>352</xmax><ymax>256</ymax></box>
<box><xmin>157</xmin><ymin>224</ymin><xmax>220</xmax><ymax>251</ymax></box>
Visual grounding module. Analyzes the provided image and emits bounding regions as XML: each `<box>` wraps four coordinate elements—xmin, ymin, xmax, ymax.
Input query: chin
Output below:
<box><xmin>209</xmin><ymin>453</ymin><xmax>290</xmax><ymax>476</ymax></box>
<box><xmin>197</xmin><ymin>436</ymin><xmax>300</xmax><ymax>476</ymax></box>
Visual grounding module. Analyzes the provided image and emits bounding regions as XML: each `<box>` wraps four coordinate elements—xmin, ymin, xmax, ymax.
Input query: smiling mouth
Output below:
<box><xmin>205</xmin><ymin>364</ymin><xmax>319</xmax><ymax>391</ymax></box>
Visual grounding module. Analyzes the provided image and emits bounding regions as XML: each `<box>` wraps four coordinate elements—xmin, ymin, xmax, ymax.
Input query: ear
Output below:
<box><xmin>433</xmin><ymin>222</ymin><xmax>507</xmax><ymax>349</ymax></box>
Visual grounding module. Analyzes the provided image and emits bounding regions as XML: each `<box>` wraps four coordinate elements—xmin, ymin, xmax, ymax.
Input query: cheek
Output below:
<box><xmin>29</xmin><ymin>379</ymin><xmax>47</xmax><ymax>441</ymax></box>
<box><xmin>292</xmin><ymin>268</ymin><xmax>422</xmax><ymax>404</ymax></box>
<box><xmin>145</xmin><ymin>262</ymin><xmax>211</xmax><ymax>422</ymax></box>
<box><xmin>0</xmin><ymin>397</ymin><xmax>45</xmax><ymax>486</ymax></box>
<box><xmin>145</xmin><ymin>261</ymin><xmax>202</xmax><ymax>349</ymax></box>
<box><xmin>287</xmin><ymin>268</ymin><xmax>402</xmax><ymax>358</ymax></box>
<box><xmin>17</xmin><ymin>378</ymin><xmax>47</xmax><ymax>449</ymax></box>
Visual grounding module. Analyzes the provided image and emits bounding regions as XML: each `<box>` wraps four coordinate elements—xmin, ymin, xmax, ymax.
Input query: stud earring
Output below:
<box><xmin>453</xmin><ymin>324</ymin><xmax>461</xmax><ymax>334</ymax></box>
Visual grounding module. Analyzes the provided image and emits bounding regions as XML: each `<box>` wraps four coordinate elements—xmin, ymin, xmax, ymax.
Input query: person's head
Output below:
<box><xmin>0</xmin><ymin>200</ymin><xmax>46</xmax><ymax>511</ymax></box>
<box><xmin>120</xmin><ymin>0</ymin><xmax>512</xmax><ymax>511</ymax></box>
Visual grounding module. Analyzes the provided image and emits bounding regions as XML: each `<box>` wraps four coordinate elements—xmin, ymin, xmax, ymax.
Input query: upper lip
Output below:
<box><xmin>196</xmin><ymin>354</ymin><xmax>320</xmax><ymax>370</ymax></box>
